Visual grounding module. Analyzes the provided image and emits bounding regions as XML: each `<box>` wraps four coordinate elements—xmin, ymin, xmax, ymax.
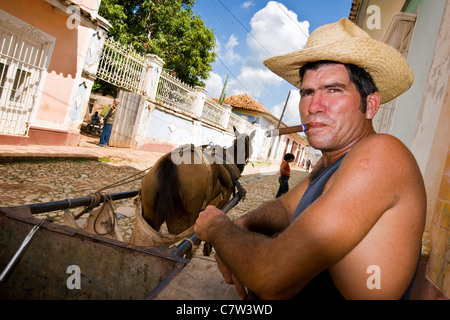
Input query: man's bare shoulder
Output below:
<box><xmin>356</xmin><ymin>133</ymin><xmax>408</xmax><ymax>149</ymax></box>
<box><xmin>344</xmin><ymin>133</ymin><xmax>421</xmax><ymax>174</ymax></box>
<box><xmin>328</xmin><ymin>134</ymin><xmax>426</xmax><ymax>298</ymax></box>
<box><xmin>333</xmin><ymin>133</ymin><xmax>425</xmax><ymax>210</ymax></box>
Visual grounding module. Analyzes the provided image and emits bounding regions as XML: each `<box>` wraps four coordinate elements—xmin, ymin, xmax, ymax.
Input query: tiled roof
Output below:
<box><xmin>212</xmin><ymin>94</ymin><xmax>273</xmax><ymax>116</ymax></box>
<box><xmin>210</xmin><ymin>94</ymin><xmax>308</xmax><ymax>145</ymax></box>
<box><xmin>349</xmin><ymin>0</ymin><xmax>361</xmax><ymax>23</ymax></box>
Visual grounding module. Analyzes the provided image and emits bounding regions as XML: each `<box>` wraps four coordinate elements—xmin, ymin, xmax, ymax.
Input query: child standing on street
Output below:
<box><xmin>276</xmin><ymin>153</ymin><xmax>295</xmax><ymax>198</ymax></box>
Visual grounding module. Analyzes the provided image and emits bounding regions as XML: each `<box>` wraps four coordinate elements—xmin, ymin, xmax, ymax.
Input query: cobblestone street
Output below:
<box><xmin>0</xmin><ymin>144</ymin><xmax>309</xmax><ymax>245</ymax></box>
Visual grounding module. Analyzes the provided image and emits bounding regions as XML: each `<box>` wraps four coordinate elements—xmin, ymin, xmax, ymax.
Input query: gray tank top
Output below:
<box><xmin>292</xmin><ymin>156</ymin><xmax>345</xmax><ymax>221</ymax></box>
<box><xmin>291</xmin><ymin>155</ymin><xmax>417</xmax><ymax>300</ymax></box>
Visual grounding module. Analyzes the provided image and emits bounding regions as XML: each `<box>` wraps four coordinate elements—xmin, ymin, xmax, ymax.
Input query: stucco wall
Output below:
<box><xmin>390</xmin><ymin>0</ymin><xmax>447</xmax><ymax>150</ymax></box>
<box><xmin>1</xmin><ymin>0</ymin><xmax>79</xmax><ymax>125</ymax></box>
<box><xmin>402</xmin><ymin>0</ymin><xmax>450</xmax><ymax>298</ymax></box>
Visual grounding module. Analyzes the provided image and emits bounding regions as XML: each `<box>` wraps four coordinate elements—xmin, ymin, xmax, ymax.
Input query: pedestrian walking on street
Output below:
<box><xmin>305</xmin><ymin>159</ymin><xmax>311</xmax><ymax>172</ymax></box>
<box><xmin>194</xmin><ymin>18</ymin><xmax>425</xmax><ymax>300</ymax></box>
<box><xmin>275</xmin><ymin>153</ymin><xmax>295</xmax><ymax>198</ymax></box>
<box><xmin>99</xmin><ymin>99</ymin><xmax>119</xmax><ymax>147</ymax></box>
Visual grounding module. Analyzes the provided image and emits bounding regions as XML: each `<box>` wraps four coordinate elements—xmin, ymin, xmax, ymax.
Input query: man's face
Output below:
<box><xmin>299</xmin><ymin>63</ymin><xmax>370</xmax><ymax>153</ymax></box>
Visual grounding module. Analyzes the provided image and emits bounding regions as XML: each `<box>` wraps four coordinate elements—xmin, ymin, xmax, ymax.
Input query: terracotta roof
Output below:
<box><xmin>209</xmin><ymin>94</ymin><xmax>308</xmax><ymax>145</ymax></box>
<box><xmin>212</xmin><ymin>94</ymin><xmax>273</xmax><ymax>116</ymax></box>
<box><xmin>349</xmin><ymin>0</ymin><xmax>362</xmax><ymax>23</ymax></box>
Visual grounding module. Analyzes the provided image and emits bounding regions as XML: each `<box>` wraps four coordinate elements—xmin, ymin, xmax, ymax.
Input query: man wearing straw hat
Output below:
<box><xmin>195</xmin><ymin>18</ymin><xmax>426</xmax><ymax>300</ymax></box>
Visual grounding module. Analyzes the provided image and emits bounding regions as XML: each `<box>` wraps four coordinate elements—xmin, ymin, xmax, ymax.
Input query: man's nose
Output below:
<box><xmin>307</xmin><ymin>92</ymin><xmax>325</xmax><ymax>114</ymax></box>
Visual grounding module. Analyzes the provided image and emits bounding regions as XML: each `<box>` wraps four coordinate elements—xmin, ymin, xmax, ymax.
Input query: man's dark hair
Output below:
<box><xmin>284</xmin><ymin>153</ymin><xmax>295</xmax><ymax>161</ymax></box>
<box><xmin>299</xmin><ymin>60</ymin><xmax>378</xmax><ymax>113</ymax></box>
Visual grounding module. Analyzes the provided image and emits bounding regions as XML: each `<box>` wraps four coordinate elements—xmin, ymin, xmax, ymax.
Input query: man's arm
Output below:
<box><xmin>235</xmin><ymin>174</ymin><xmax>310</xmax><ymax>234</ymax></box>
<box><xmin>195</xmin><ymin>134</ymin><xmax>425</xmax><ymax>299</ymax></box>
<box><xmin>197</xmin><ymin>168</ymin><xmax>310</xmax><ymax>298</ymax></box>
<box><xmin>234</xmin><ymin>199</ymin><xmax>291</xmax><ymax>236</ymax></box>
<box><xmin>211</xmin><ymin>190</ymin><xmax>305</xmax><ymax>298</ymax></box>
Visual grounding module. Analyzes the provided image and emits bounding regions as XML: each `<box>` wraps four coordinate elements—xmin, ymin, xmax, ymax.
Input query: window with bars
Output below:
<box><xmin>0</xmin><ymin>11</ymin><xmax>52</xmax><ymax>136</ymax></box>
<box><xmin>10</xmin><ymin>68</ymin><xmax>31</xmax><ymax>103</ymax></box>
<box><xmin>373</xmin><ymin>12</ymin><xmax>416</xmax><ymax>134</ymax></box>
<box><xmin>0</xmin><ymin>62</ymin><xmax>8</xmax><ymax>98</ymax></box>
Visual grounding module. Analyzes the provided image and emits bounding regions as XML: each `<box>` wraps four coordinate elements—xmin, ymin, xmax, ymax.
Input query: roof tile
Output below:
<box><xmin>212</xmin><ymin>94</ymin><xmax>273</xmax><ymax>116</ymax></box>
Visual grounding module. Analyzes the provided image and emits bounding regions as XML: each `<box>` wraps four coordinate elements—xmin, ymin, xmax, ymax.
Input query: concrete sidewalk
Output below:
<box><xmin>0</xmin><ymin>134</ymin><xmax>166</xmax><ymax>164</ymax></box>
<box><xmin>0</xmin><ymin>134</ymin><xmax>283</xmax><ymax>176</ymax></box>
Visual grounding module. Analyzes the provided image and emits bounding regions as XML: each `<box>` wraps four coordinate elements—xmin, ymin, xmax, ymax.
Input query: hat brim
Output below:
<box><xmin>264</xmin><ymin>38</ymin><xmax>414</xmax><ymax>104</ymax></box>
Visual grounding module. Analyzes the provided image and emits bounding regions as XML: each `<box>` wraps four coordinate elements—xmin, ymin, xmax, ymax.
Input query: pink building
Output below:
<box><xmin>0</xmin><ymin>0</ymin><xmax>109</xmax><ymax>146</ymax></box>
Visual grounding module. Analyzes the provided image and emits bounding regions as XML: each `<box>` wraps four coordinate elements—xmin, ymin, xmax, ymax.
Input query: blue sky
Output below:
<box><xmin>192</xmin><ymin>0</ymin><xmax>354</xmax><ymax>126</ymax></box>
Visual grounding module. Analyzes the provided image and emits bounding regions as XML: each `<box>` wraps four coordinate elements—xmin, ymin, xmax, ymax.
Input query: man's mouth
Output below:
<box><xmin>307</xmin><ymin>122</ymin><xmax>326</xmax><ymax>129</ymax></box>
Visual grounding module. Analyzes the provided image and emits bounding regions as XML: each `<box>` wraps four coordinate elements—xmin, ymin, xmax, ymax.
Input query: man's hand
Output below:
<box><xmin>194</xmin><ymin>205</ymin><xmax>229</xmax><ymax>243</ymax></box>
<box><xmin>215</xmin><ymin>254</ymin><xmax>248</xmax><ymax>298</ymax></box>
<box><xmin>195</xmin><ymin>205</ymin><xmax>248</xmax><ymax>298</ymax></box>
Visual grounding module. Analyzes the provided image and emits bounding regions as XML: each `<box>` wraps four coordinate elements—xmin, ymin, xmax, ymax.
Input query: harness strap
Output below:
<box><xmin>222</xmin><ymin>163</ymin><xmax>241</xmax><ymax>184</ymax></box>
<box><xmin>194</xmin><ymin>146</ymin><xmax>214</xmax><ymax>210</ymax></box>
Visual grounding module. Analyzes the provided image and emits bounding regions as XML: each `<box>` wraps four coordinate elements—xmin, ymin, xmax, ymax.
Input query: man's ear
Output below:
<box><xmin>365</xmin><ymin>92</ymin><xmax>381</xmax><ymax>120</ymax></box>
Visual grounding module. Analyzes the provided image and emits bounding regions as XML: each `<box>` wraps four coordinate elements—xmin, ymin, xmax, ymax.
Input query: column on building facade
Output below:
<box><xmin>191</xmin><ymin>86</ymin><xmax>207</xmax><ymax>119</ymax></box>
<box><xmin>267</xmin><ymin>135</ymin><xmax>280</xmax><ymax>162</ymax></box>
<box><xmin>82</xmin><ymin>27</ymin><xmax>108</xmax><ymax>78</ymax></box>
<box><xmin>143</xmin><ymin>54</ymin><xmax>165</xmax><ymax>101</ymax></box>
<box><xmin>220</xmin><ymin>104</ymin><xmax>232</xmax><ymax>129</ymax></box>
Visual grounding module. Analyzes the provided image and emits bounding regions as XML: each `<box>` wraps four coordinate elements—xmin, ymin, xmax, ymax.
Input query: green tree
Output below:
<box><xmin>98</xmin><ymin>0</ymin><xmax>216</xmax><ymax>87</ymax></box>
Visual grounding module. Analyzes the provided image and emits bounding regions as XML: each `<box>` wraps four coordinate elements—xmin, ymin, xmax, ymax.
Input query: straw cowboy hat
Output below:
<box><xmin>264</xmin><ymin>18</ymin><xmax>414</xmax><ymax>104</ymax></box>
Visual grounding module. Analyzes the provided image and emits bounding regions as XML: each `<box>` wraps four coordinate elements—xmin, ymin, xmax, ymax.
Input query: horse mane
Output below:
<box><xmin>151</xmin><ymin>155</ymin><xmax>188</xmax><ymax>229</ymax></box>
<box><xmin>228</xmin><ymin>133</ymin><xmax>250</xmax><ymax>173</ymax></box>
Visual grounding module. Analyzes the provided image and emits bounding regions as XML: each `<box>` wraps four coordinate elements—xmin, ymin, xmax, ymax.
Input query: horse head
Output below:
<box><xmin>230</xmin><ymin>126</ymin><xmax>256</xmax><ymax>173</ymax></box>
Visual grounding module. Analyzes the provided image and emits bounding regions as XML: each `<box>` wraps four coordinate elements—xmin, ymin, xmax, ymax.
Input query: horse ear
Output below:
<box><xmin>233</xmin><ymin>126</ymin><xmax>240</xmax><ymax>136</ymax></box>
<box><xmin>250</xmin><ymin>130</ymin><xmax>256</xmax><ymax>140</ymax></box>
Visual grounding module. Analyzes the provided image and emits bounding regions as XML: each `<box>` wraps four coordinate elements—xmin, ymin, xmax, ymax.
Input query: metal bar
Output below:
<box><xmin>9</xmin><ymin>190</ymin><xmax>139</xmax><ymax>214</ymax></box>
<box><xmin>0</xmin><ymin>218</ymin><xmax>45</xmax><ymax>282</ymax></box>
<box><xmin>172</xmin><ymin>193</ymin><xmax>242</xmax><ymax>258</ymax></box>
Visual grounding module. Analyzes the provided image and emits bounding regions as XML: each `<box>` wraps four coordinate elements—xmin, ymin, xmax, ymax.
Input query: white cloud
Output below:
<box><xmin>248</xmin><ymin>1</ymin><xmax>309</xmax><ymax>62</ymax></box>
<box><xmin>205</xmin><ymin>72</ymin><xmax>224</xmax><ymax>98</ymax></box>
<box><xmin>271</xmin><ymin>90</ymin><xmax>301</xmax><ymax>126</ymax></box>
<box><xmin>236</xmin><ymin>65</ymin><xmax>283</xmax><ymax>98</ymax></box>
<box><xmin>241</xmin><ymin>1</ymin><xmax>254</xmax><ymax>9</ymax></box>
<box><xmin>207</xmin><ymin>1</ymin><xmax>310</xmax><ymax>115</ymax></box>
<box><xmin>214</xmin><ymin>38</ymin><xmax>222</xmax><ymax>56</ymax></box>
<box><xmin>228</xmin><ymin>1</ymin><xmax>309</xmax><ymax>103</ymax></box>
<box><xmin>221</xmin><ymin>34</ymin><xmax>241</xmax><ymax>65</ymax></box>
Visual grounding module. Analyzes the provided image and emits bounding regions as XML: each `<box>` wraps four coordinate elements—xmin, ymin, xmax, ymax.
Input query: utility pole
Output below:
<box><xmin>277</xmin><ymin>90</ymin><xmax>291</xmax><ymax>128</ymax></box>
